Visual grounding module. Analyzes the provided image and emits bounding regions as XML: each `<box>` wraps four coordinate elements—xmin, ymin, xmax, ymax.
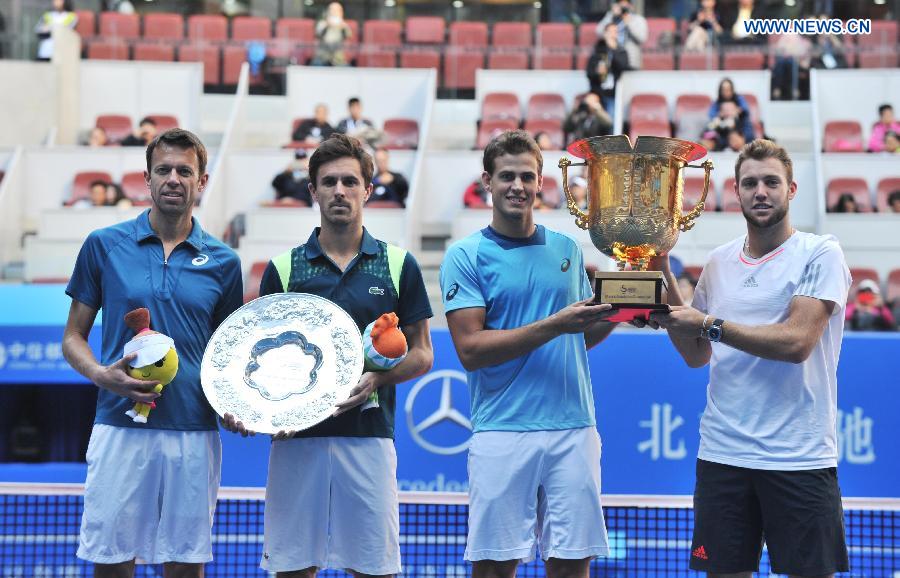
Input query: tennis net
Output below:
<box><xmin>1</xmin><ymin>483</ymin><xmax>898</xmax><ymax>577</ymax></box>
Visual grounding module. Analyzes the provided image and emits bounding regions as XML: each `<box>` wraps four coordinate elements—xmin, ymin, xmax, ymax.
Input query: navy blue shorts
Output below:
<box><xmin>690</xmin><ymin>459</ymin><xmax>849</xmax><ymax>576</ymax></box>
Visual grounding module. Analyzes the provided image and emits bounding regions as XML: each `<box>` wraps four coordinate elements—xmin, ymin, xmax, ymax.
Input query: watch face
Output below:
<box><xmin>709</xmin><ymin>326</ymin><xmax>722</xmax><ymax>341</ymax></box>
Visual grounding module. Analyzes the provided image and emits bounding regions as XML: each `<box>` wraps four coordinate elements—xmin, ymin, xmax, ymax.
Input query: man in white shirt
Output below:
<box><xmin>643</xmin><ymin>139</ymin><xmax>850</xmax><ymax>578</ymax></box>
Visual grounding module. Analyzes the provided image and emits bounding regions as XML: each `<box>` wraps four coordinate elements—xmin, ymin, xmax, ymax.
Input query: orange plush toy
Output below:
<box><xmin>360</xmin><ymin>312</ymin><xmax>408</xmax><ymax>410</ymax></box>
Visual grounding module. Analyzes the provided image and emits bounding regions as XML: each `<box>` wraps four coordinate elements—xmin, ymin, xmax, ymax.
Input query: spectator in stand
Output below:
<box><xmin>77</xmin><ymin>180</ymin><xmax>112</xmax><ymax>208</ymax></box>
<box><xmin>533</xmin><ymin>131</ymin><xmax>554</xmax><ymax>151</ymax></box>
<box><xmin>336</xmin><ymin>97</ymin><xmax>381</xmax><ymax>147</ymax></box>
<box><xmin>889</xmin><ymin>191</ymin><xmax>900</xmax><ymax>213</ymax></box>
<box><xmin>464</xmin><ymin>179</ymin><xmax>490</xmax><ymax>208</ymax></box>
<box><xmin>569</xmin><ymin>175</ymin><xmax>589</xmax><ymax>210</ymax></box>
<box><xmin>724</xmin><ymin>0</ymin><xmax>763</xmax><ymax>44</ymax></box>
<box><xmin>708</xmin><ymin>78</ymin><xmax>750</xmax><ymax>120</ymax></box>
<box><xmin>869</xmin><ymin>104</ymin><xmax>900</xmax><ymax>153</ymax></box>
<box><xmin>106</xmin><ymin>182</ymin><xmax>132</xmax><ymax>208</ymax></box>
<box><xmin>121</xmin><ymin>117</ymin><xmax>158</xmax><ymax>147</ymax></box>
<box><xmin>369</xmin><ymin>148</ymin><xmax>409</xmax><ymax>207</ymax></box>
<box><xmin>771</xmin><ymin>33</ymin><xmax>813</xmax><ymax>100</ymax></box>
<box><xmin>86</xmin><ymin>127</ymin><xmax>109</xmax><ymax>148</ymax></box>
<box><xmin>596</xmin><ymin>0</ymin><xmax>647</xmax><ymax>69</ymax></box>
<box><xmin>271</xmin><ymin>149</ymin><xmax>312</xmax><ymax>206</ymax></box>
<box><xmin>725</xmin><ymin>128</ymin><xmax>747</xmax><ymax>152</ymax></box>
<box><xmin>701</xmin><ymin>101</ymin><xmax>754</xmax><ymax>152</ymax></box>
<box><xmin>683</xmin><ymin>0</ymin><xmax>723</xmax><ymax>52</ymax></box>
<box><xmin>293</xmin><ymin>104</ymin><xmax>335</xmax><ymax>145</ymax></box>
<box><xmin>845</xmin><ymin>279</ymin><xmax>895</xmax><ymax>331</ymax></box>
<box><xmin>35</xmin><ymin>0</ymin><xmax>77</xmax><ymax>61</ymax></box>
<box><xmin>586</xmin><ymin>23</ymin><xmax>630</xmax><ymax>117</ymax></box>
<box><xmin>564</xmin><ymin>92</ymin><xmax>613</xmax><ymax>143</ymax></box>
<box><xmin>883</xmin><ymin>131</ymin><xmax>900</xmax><ymax>154</ymax></box>
<box><xmin>831</xmin><ymin>193</ymin><xmax>859</xmax><ymax>214</ymax></box>
<box><xmin>811</xmin><ymin>14</ymin><xmax>848</xmax><ymax>70</ymax></box>
<box><xmin>313</xmin><ymin>1</ymin><xmax>352</xmax><ymax>66</ymax></box>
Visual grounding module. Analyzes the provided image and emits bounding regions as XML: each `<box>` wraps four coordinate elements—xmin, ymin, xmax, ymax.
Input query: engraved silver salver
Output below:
<box><xmin>201</xmin><ymin>293</ymin><xmax>364</xmax><ymax>434</ymax></box>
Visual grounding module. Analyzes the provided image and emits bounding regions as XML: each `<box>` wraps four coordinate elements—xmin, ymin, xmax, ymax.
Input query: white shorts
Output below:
<box><xmin>263</xmin><ymin>436</ymin><xmax>400</xmax><ymax>574</ymax></box>
<box><xmin>465</xmin><ymin>427</ymin><xmax>610</xmax><ymax>563</ymax></box>
<box><xmin>76</xmin><ymin>424</ymin><xmax>222</xmax><ymax>565</ymax></box>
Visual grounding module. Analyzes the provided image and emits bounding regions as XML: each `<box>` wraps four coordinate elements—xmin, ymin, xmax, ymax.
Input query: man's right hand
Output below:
<box><xmin>551</xmin><ymin>299</ymin><xmax>617</xmax><ymax>334</ymax></box>
<box><xmin>90</xmin><ymin>353</ymin><xmax>161</xmax><ymax>404</ymax></box>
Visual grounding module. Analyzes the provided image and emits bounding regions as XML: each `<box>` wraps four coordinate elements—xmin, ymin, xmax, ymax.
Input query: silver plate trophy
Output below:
<box><xmin>201</xmin><ymin>293</ymin><xmax>364</xmax><ymax>434</ymax></box>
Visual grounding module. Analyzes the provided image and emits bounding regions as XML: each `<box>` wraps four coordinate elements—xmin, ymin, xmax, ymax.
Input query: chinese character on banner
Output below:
<box><xmin>44</xmin><ymin>342</ymin><xmax>64</xmax><ymax>361</ymax></box>
<box><xmin>637</xmin><ymin>403</ymin><xmax>687</xmax><ymax>461</ymax></box>
<box><xmin>26</xmin><ymin>342</ymin><xmax>44</xmax><ymax>362</ymax></box>
<box><xmin>8</xmin><ymin>341</ymin><xmax>25</xmax><ymax>360</ymax></box>
<box><xmin>0</xmin><ymin>343</ymin><xmax>6</xmax><ymax>369</ymax></box>
<box><xmin>837</xmin><ymin>407</ymin><xmax>875</xmax><ymax>465</ymax></box>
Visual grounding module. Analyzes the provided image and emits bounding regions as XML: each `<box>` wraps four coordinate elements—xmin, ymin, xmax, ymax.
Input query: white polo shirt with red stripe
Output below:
<box><xmin>691</xmin><ymin>231</ymin><xmax>851</xmax><ymax>471</ymax></box>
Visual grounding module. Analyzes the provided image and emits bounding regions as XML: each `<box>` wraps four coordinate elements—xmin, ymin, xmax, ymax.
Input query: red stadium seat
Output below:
<box><xmin>578</xmin><ymin>22</ymin><xmax>598</xmax><ymax>49</ymax></box>
<box><xmin>275</xmin><ymin>17</ymin><xmax>314</xmax><ymax>41</ymax></box>
<box><xmin>358</xmin><ymin>49</ymin><xmax>397</xmax><ymax>68</ymax></box>
<box><xmin>75</xmin><ymin>10</ymin><xmax>95</xmax><ymax>38</ymax></box>
<box><xmin>857</xmin><ymin>51</ymin><xmax>899</xmax><ymax>69</ymax></box>
<box><xmin>629</xmin><ymin>94</ymin><xmax>669</xmax><ymax>124</ymax></box>
<box><xmin>721</xmin><ymin>177</ymin><xmax>740</xmax><ymax>212</ymax></box>
<box><xmin>524</xmin><ymin>119</ymin><xmax>564</xmax><ymax>149</ymax></box>
<box><xmin>146</xmin><ymin>115</ymin><xmax>179</xmax><ymax>132</ymax></box>
<box><xmin>188</xmin><ymin>14</ymin><xmax>228</xmax><ymax>42</ymax></box>
<box><xmin>640</xmin><ymin>51</ymin><xmax>676</xmax><ymax>70</ymax></box>
<box><xmin>179</xmin><ymin>44</ymin><xmax>221</xmax><ymax>85</ymax></box>
<box><xmin>535</xmin><ymin>23</ymin><xmax>574</xmax><ymax>70</ymax></box>
<box><xmin>86</xmin><ymin>40</ymin><xmax>130</xmax><ymax>60</ymax></box>
<box><xmin>476</xmin><ymin>119</ymin><xmax>518</xmax><ymax>149</ymax></box>
<box><xmin>244</xmin><ymin>261</ymin><xmax>268</xmax><ymax>303</ymax></box>
<box><xmin>488</xmin><ymin>51</ymin><xmax>528</xmax><ymax>70</ymax></box>
<box><xmin>363</xmin><ymin>19</ymin><xmax>402</xmax><ymax>46</ymax></box>
<box><xmin>342</xmin><ymin>20</ymin><xmax>360</xmax><ymax>63</ymax></box>
<box><xmin>876</xmin><ymin>178</ymin><xmax>900</xmax><ymax>213</ymax></box>
<box><xmin>232</xmin><ymin>16</ymin><xmax>272</xmax><ymax>41</ymax></box>
<box><xmin>400</xmin><ymin>49</ymin><xmax>440</xmax><ymax>70</ymax></box>
<box><xmin>492</xmin><ymin>22</ymin><xmax>531</xmax><ymax>48</ymax></box>
<box><xmin>683</xmin><ymin>176</ymin><xmax>717</xmax><ymax>212</ymax></box>
<box><xmin>679</xmin><ymin>51</ymin><xmax>719</xmax><ymax>70</ymax></box>
<box><xmin>856</xmin><ymin>20</ymin><xmax>897</xmax><ymax>49</ymax></box>
<box><xmin>99</xmin><ymin>12</ymin><xmax>139</xmax><ymax>39</ymax></box>
<box><xmin>646</xmin><ymin>17</ymin><xmax>675</xmax><ymax>49</ymax></box>
<box><xmin>723</xmin><ymin>50</ymin><xmax>765</xmax><ymax>70</ymax></box>
<box><xmin>823</xmin><ymin>121</ymin><xmax>864</xmax><ymax>152</ymax></box>
<box><xmin>95</xmin><ymin>114</ymin><xmax>132</xmax><ymax>142</ymax></box>
<box><xmin>481</xmin><ymin>92</ymin><xmax>521</xmax><ymax>123</ymax></box>
<box><xmin>67</xmin><ymin>171</ymin><xmax>114</xmax><ymax>206</ymax></box>
<box><xmin>887</xmin><ymin>269</ymin><xmax>900</xmax><ymax>304</ymax></box>
<box><xmin>682</xmin><ymin>265</ymin><xmax>703</xmax><ymax>280</ymax></box>
<box><xmin>675</xmin><ymin>94</ymin><xmax>712</xmax><ymax>124</ymax></box>
<box><xmin>143</xmin><ymin>13</ymin><xmax>184</xmax><ymax>40</ymax></box>
<box><xmin>849</xmin><ymin>268</ymin><xmax>880</xmax><ymax>295</ymax></box>
<box><xmin>443</xmin><ymin>51</ymin><xmax>483</xmax><ymax>90</ymax></box>
<box><xmin>826</xmin><ymin>177</ymin><xmax>872</xmax><ymax>212</ymax></box>
<box><xmin>272</xmin><ymin>17</ymin><xmax>315</xmax><ymax>64</ymax></box>
<box><xmin>223</xmin><ymin>45</ymin><xmax>265</xmax><ymax>85</ymax></box>
<box><xmin>540</xmin><ymin>175</ymin><xmax>562</xmax><ymax>208</ymax></box>
<box><xmin>121</xmin><ymin>171</ymin><xmax>151</xmax><ymax>205</ymax></box>
<box><xmin>449</xmin><ymin>21</ymin><xmax>488</xmax><ymax>47</ymax></box>
<box><xmin>382</xmin><ymin>119</ymin><xmax>419</xmax><ymax>150</ymax></box>
<box><xmin>629</xmin><ymin>119</ymin><xmax>672</xmax><ymax>140</ymax></box>
<box><xmin>133</xmin><ymin>42</ymin><xmax>175</xmax><ymax>62</ymax></box>
<box><xmin>405</xmin><ymin>16</ymin><xmax>445</xmax><ymax>44</ymax></box>
<box><xmin>526</xmin><ymin>93</ymin><xmax>566</xmax><ymax>122</ymax></box>
<box><xmin>366</xmin><ymin>200</ymin><xmax>405</xmax><ymax>208</ymax></box>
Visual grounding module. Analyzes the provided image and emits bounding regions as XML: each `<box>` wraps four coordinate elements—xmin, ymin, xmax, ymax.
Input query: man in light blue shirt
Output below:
<box><xmin>440</xmin><ymin>130</ymin><xmax>618</xmax><ymax>578</ymax></box>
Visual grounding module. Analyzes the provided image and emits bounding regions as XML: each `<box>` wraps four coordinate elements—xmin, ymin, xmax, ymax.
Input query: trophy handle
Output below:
<box><xmin>678</xmin><ymin>159</ymin><xmax>714</xmax><ymax>232</ymax></box>
<box><xmin>559</xmin><ymin>157</ymin><xmax>590</xmax><ymax>229</ymax></box>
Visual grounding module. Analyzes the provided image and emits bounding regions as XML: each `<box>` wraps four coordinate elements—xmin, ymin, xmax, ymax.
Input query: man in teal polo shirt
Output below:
<box><xmin>249</xmin><ymin>134</ymin><xmax>433</xmax><ymax>576</ymax></box>
<box><xmin>62</xmin><ymin>129</ymin><xmax>243</xmax><ymax>577</ymax></box>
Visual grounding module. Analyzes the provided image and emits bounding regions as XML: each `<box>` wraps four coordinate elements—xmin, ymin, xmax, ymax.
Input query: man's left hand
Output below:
<box><xmin>334</xmin><ymin>372</ymin><xmax>383</xmax><ymax>416</ymax></box>
<box><xmin>649</xmin><ymin>305</ymin><xmax>706</xmax><ymax>336</ymax></box>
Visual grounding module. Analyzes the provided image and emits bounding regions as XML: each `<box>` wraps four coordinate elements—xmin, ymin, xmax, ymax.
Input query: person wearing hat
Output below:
<box><xmin>271</xmin><ymin>148</ymin><xmax>313</xmax><ymax>206</ymax></box>
<box><xmin>846</xmin><ymin>279</ymin><xmax>895</xmax><ymax>331</ymax></box>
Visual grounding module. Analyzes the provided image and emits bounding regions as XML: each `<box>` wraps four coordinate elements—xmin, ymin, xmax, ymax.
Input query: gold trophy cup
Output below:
<box><xmin>559</xmin><ymin>135</ymin><xmax>713</xmax><ymax>322</ymax></box>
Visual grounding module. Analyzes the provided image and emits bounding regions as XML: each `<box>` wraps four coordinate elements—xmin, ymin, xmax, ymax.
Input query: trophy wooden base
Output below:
<box><xmin>592</xmin><ymin>270</ymin><xmax>671</xmax><ymax>322</ymax></box>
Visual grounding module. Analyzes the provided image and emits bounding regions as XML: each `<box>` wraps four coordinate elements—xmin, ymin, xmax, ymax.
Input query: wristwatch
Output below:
<box><xmin>707</xmin><ymin>318</ymin><xmax>725</xmax><ymax>342</ymax></box>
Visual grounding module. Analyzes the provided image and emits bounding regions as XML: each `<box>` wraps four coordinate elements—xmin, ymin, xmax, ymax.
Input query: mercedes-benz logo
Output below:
<box><xmin>405</xmin><ymin>369</ymin><xmax>471</xmax><ymax>455</ymax></box>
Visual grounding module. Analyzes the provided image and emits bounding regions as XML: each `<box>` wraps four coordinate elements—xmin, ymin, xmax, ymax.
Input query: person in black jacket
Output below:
<box><xmin>271</xmin><ymin>149</ymin><xmax>312</xmax><ymax>205</ymax></box>
<box><xmin>586</xmin><ymin>23</ymin><xmax>630</xmax><ymax>120</ymax></box>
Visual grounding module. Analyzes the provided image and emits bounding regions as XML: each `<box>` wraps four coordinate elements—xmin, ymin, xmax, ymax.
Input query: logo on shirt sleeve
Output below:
<box><xmin>561</xmin><ymin>257</ymin><xmax>571</xmax><ymax>272</ymax></box>
<box><xmin>445</xmin><ymin>282</ymin><xmax>460</xmax><ymax>301</ymax></box>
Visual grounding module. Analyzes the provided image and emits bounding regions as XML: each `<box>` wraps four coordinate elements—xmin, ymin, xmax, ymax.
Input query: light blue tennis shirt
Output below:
<box><xmin>440</xmin><ymin>225</ymin><xmax>596</xmax><ymax>433</ymax></box>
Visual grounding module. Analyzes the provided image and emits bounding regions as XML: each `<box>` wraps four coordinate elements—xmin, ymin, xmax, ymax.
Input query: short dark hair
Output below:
<box><xmin>145</xmin><ymin>128</ymin><xmax>208</xmax><ymax>175</ymax></box>
<box><xmin>89</xmin><ymin>179</ymin><xmax>108</xmax><ymax>189</ymax></box>
<box><xmin>139</xmin><ymin>117</ymin><xmax>157</xmax><ymax>127</ymax></box>
<box><xmin>482</xmin><ymin>129</ymin><xmax>543</xmax><ymax>176</ymax></box>
<box><xmin>878</xmin><ymin>104</ymin><xmax>893</xmax><ymax>115</ymax></box>
<box><xmin>308</xmin><ymin>133</ymin><xmax>374</xmax><ymax>188</ymax></box>
<box><xmin>888</xmin><ymin>190</ymin><xmax>900</xmax><ymax>205</ymax></box>
<box><xmin>735</xmin><ymin>138</ymin><xmax>793</xmax><ymax>185</ymax></box>
<box><xmin>348</xmin><ymin>97</ymin><xmax>361</xmax><ymax>107</ymax></box>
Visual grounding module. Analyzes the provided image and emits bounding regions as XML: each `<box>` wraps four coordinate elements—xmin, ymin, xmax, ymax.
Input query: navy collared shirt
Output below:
<box><xmin>259</xmin><ymin>227</ymin><xmax>432</xmax><ymax>438</ymax></box>
<box><xmin>66</xmin><ymin>209</ymin><xmax>243</xmax><ymax>430</ymax></box>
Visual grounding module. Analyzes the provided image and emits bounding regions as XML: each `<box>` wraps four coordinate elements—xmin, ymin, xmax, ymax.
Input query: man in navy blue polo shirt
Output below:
<box><xmin>62</xmin><ymin>129</ymin><xmax>243</xmax><ymax>577</ymax></box>
<box><xmin>247</xmin><ymin>134</ymin><xmax>433</xmax><ymax>576</ymax></box>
